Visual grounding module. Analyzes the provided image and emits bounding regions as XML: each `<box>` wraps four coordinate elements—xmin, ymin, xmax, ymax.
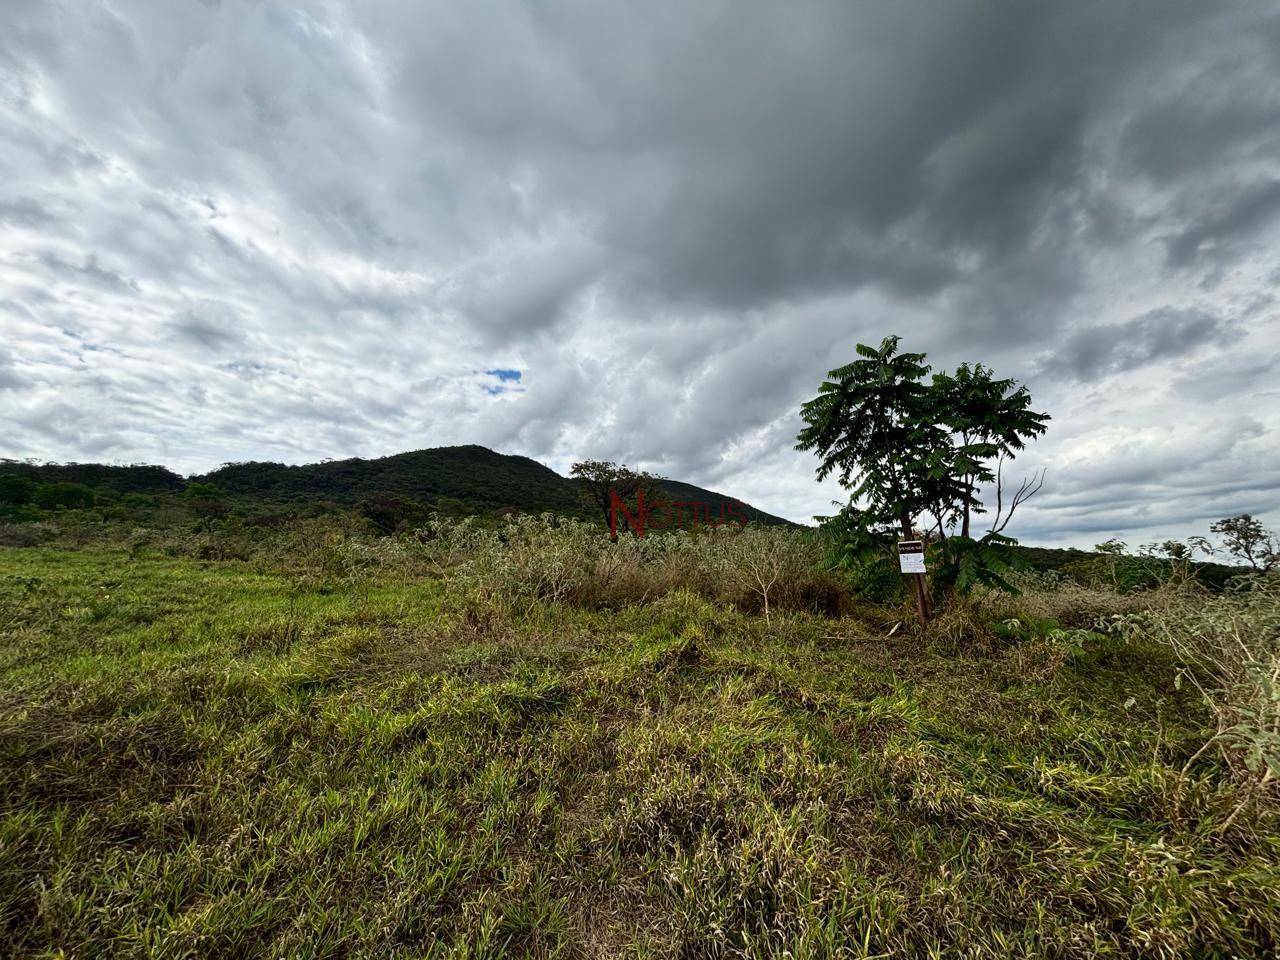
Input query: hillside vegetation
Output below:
<box><xmin>2</xmin><ymin>513</ymin><xmax>1278</xmax><ymax>957</ymax></box>
<box><xmin>2</xmin><ymin>446</ymin><xmax>793</xmax><ymax>529</ymax></box>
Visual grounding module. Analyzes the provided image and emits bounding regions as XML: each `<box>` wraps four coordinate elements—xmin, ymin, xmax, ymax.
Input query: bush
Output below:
<box><xmin>707</xmin><ymin>525</ymin><xmax>829</xmax><ymax>622</ymax></box>
<box><xmin>1061</xmin><ymin>554</ymin><xmax>1165</xmax><ymax>593</ymax></box>
<box><xmin>844</xmin><ymin>552</ymin><xmax>907</xmax><ymax>606</ymax></box>
<box><xmin>1004</xmin><ymin>570</ymin><xmax>1154</xmax><ymax>627</ymax></box>
<box><xmin>32</xmin><ymin>482</ymin><xmax>95</xmax><ymax>511</ymax></box>
<box><xmin>356</xmin><ymin>493</ymin><xmax>431</xmax><ymax>534</ymax></box>
<box><xmin>0</xmin><ymin>473</ymin><xmax>36</xmax><ymax>507</ymax></box>
<box><xmin>0</xmin><ymin>523</ymin><xmax>48</xmax><ymax>548</ymax></box>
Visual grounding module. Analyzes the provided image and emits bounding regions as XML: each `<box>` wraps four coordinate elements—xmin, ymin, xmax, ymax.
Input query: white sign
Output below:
<box><xmin>898</xmin><ymin>540</ymin><xmax>926</xmax><ymax>574</ymax></box>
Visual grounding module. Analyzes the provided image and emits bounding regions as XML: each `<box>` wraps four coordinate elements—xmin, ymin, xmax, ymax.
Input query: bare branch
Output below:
<box><xmin>988</xmin><ymin>462</ymin><xmax>1045</xmax><ymax>535</ymax></box>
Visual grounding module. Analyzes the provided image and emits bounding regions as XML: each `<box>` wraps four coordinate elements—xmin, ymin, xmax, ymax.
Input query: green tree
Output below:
<box><xmin>357</xmin><ymin>493</ymin><xmax>429</xmax><ymax>534</ymax></box>
<box><xmin>181</xmin><ymin>482</ymin><xmax>230</xmax><ymax>528</ymax></box>
<box><xmin>570</xmin><ymin>460</ymin><xmax>664</xmax><ymax>541</ymax></box>
<box><xmin>434</xmin><ymin>496</ymin><xmax>470</xmax><ymax>517</ymax></box>
<box><xmin>33</xmin><ymin>482</ymin><xmax>96</xmax><ymax>511</ymax></box>
<box><xmin>0</xmin><ymin>473</ymin><xmax>35</xmax><ymax>506</ymax></box>
<box><xmin>931</xmin><ymin>363</ymin><xmax>1049</xmax><ymax>537</ymax></box>
<box><xmin>796</xmin><ymin>338</ymin><xmax>963</xmax><ymax>536</ymax></box>
<box><xmin>1159</xmin><ymin>539</ymin><xmax>1191</xmax><ymax>561</ymax></box>
<box><xmin>1093</xmin><ymin>538</ymin><xmax>1128</xmax><ymax>589</ymax></box>
<box><xmin>1210</xmin><ymin>514</ymin><xmax>1279</xmax><ymax>573</ymax></box>
<box><xmin>796</xmin><ymin>337</ymin><xmax>1049</xmax><ymax>613</ymax></box>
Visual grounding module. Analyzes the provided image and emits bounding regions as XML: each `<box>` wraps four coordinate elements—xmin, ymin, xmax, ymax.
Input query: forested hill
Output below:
<box><xmin>1</xmin><ymin>446</ymin><xmax>791</xmax><ymax>524</ymax></box>
<box><xmin>197</xmin><ymin>445</ymin><xmax>794</xmax><ymax>525</ymax></box>
<box><xmin>200</xmin><ymin>446</ymin><xmax>580</xmax><ymax>513</ymax></box>
<box><xmin>0</xmin><ymin>460</ymin><xmax>183</xmax><ymax>494</ymax></box>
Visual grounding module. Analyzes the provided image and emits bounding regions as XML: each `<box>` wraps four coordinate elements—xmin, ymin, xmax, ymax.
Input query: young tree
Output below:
<box><xmin>796</xmin><ymin>338</ymin><xmax>957</xmax><ymax>537</ymax></box>
<box><xmin>796</xmin><ymin>336</ymin><xmax>1049</xmax><ymax>616</ymax></box>
<box><xmin>570</xmin><ymin>460</ymin><xmax>664</xmax><ymax>541</ymax></box>
<box><xmin>1210</xmin><ymin>514</ymin><xmax>1279</xmax><ymax>573</ymax></box>
<box><xmin>724</xmin><ymin>526</ymin><xmax>789</xmax><ymax>625</ymax></box>
<box><xmin>1094</xmin><ymin>537</ymin><xmax>1128</xmax><ymax>589</ymax></box>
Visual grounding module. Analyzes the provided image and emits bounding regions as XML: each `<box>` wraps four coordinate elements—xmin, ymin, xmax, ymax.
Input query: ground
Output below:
<box><xmin>2</xmin><ymin>547</ymin><xmax>1278</xmax><ymax>957</ymax></box>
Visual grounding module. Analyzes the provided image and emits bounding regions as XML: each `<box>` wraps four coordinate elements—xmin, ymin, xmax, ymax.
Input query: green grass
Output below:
<box><xmin>2</xmin><ymin>546</ymin><xmax>1278</xmax><ymax>957</ymax></box>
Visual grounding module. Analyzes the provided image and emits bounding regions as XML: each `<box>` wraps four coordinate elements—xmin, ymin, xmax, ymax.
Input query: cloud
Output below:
<box><xmin>0</xmin><ymin>197</ymin><xmax>56</xmax><ymax>228</ymax></box>
<box><xmin>169</xmin><ymin>300</ymin><xmax>244</xmax><ymax>351</ymax></box>
<box><xmin>0</xmin><ymin>347</ymin><xmax>29</xmax><ymax>391</ymax></box>
<box><xmin>0</xmin><ymin>0</ymin><xmax>1278</xmax><ymax>546</ymax></box>
<box><xmin>1165</xmin><ymin>180</ymin><xmax>1280</xmax><ymax>270</ymax></box>
<box><xmin>1037</xmin><ymin>307</ymin><xmax>1237</xmax><ymax>381</ymax></box>
<box><xmin>33</xmin><ymin>251</ymin><xmax>140</xmax><ymax>294</ymax></box>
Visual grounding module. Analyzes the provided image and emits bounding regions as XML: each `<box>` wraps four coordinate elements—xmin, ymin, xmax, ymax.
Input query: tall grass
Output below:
<box><xmin>1112</xmin><ymin>576</ymin><xmax>1280</xmax><ymax>830</ymax></box>
<box><xmin>410</xmin><ymin>515</ymin><xmax>841</xmax><ymax>619</ymax></box>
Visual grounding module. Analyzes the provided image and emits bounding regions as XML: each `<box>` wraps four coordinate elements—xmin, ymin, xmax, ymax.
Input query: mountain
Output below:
<box><xmin>199</xmin><ymin>446</ymin><xmax>580</xmax><ymax>513</ymax></box>
<box><xmin>194</xmin><ymin>445</ymin><xmax>795</xmax><ymax>526</ymax></box>
<box><xmin>3</xmin><ymin>446</ymin><xmax>795</xmax><ymax>525</ymax></box>
<box><xmin>0</xmin><ymin>459</ymin><xmax>184</xmax><ymax>494</ymax></box>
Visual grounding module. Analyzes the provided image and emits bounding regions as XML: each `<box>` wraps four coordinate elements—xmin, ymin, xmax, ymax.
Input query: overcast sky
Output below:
<box><xmin>3</xmin><ymin>1</ymin><xmax>1279</xmax><ymax>547</ymax></box>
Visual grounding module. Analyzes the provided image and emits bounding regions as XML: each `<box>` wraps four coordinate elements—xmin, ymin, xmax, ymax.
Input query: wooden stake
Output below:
<box><xmin>911</xmin><ymin>571</ymin><xmax>930</xmax><ymax>623</ymax></box>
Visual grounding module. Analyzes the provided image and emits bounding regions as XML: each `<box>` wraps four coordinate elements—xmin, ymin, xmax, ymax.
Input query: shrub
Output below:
<box><xmin>180</xmin><ymin>482</ymin><xmax>230</xmax><ymax>528</ymax></box>
<box><xmin>33</xmin><ymin>482</ymin><xmax>96</xmax><ymax>511</ymax></box>
<box><xmin>0</xmin><ymin>473</ymin><xmax>36</xmax><ymax>507</ymax></box>
<box><xmin>709</xmin><ymin>525</ymin><xmax>827</xmax><ymax>623</ymax></box>
<box><xmin>356</xmin><ymin>493</ymin><xmax>430</xmax><ymax>534</ymax></box>
<box><xmin>1004</xmin><ymin>570</ymin><xmax>1153</xmax><ymax>627</ymax></box>
<box><xmin>815</xmin><ymin>508</ymin><xmax>904</xmax><ymax>605</ymax></box>
<box><xmin>1061</xmin><ymin>554</ymin><xmax>1167</xmax><ymax>593</ymax></box>
<box><xmin>0</xmin><ymin>523</ymin><xmax>47</xmax><ymax>548</ymax></box>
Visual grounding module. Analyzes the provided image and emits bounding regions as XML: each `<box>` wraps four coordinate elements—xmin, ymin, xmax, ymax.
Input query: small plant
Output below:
<box><xmin>716</xmin><ymin>525</ymin><xmax>821</xmax><ymax>624</ymax></box>
<box><xmin>994</xmin><ymin>613</ymin><xmax>1103</xmax><ymax>659</ymax></box>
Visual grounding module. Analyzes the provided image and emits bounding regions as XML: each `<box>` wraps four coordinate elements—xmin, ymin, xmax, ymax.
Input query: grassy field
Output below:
<box><xmin>2</xmin><ymin>533</ymin><xmax>1278</xmax><ymax>957</ymax></box>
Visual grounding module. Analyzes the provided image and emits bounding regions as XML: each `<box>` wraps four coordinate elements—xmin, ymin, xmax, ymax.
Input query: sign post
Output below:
<box><xmin>897</xmin><ymin>540</ymin><xmax>930</xmax><ymax>622</ymax></box>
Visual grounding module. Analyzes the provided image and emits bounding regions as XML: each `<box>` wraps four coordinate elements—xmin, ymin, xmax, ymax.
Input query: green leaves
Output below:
<box><xmin>796</xmin><ymin>336</ymin><xmax>948</xmax><ymax>521</ymax></box>
<box><xmin>797</xmin><ymin>336</ymin><xmax>1050</xmax><ymax>600</ymax></box>
<box><xmin>933</xmin><ymin>532</ymin><xmax>1027</xmax><ymax>596</ymax></box>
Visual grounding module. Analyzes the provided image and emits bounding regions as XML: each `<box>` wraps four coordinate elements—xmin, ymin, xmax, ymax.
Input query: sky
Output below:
<box><xmin>2</xmin><ymin>1</ymin><xmax>1279</xmax><ymax>548</ymax></box>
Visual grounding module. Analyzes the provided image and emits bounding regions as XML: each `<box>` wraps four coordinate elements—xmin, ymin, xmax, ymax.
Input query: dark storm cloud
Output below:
<box><xmin>1165</xmin><ymin>179</ymin><xmax>1280</xmax><ymax>270</ymax></box>
<box><xmin>368</xmin><ymin>2</ymin><xmax>1155</xmax><ymax>323</ymax></box>
<box><xmin>2</xmin><ymin>0</ymin><xmax>1279</xmax><ymax>545</ymax></box>
<box><xmin>1039</xmin><ymin>308</ymin><xmax>1237</xmax><ymax>381</ymax></box>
